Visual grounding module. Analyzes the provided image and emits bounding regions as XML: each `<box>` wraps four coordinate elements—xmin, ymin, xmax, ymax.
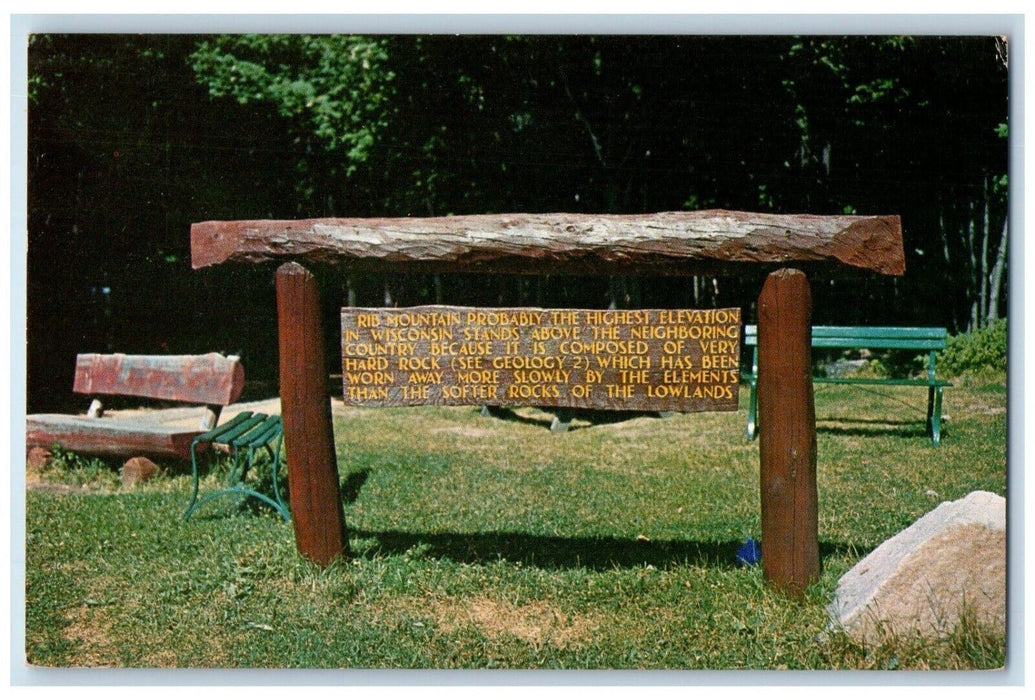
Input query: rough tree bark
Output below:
<box><xmin>191</xmin><ymin>211</ymin><xmax>905</xmax><ymax>277</ymax></box>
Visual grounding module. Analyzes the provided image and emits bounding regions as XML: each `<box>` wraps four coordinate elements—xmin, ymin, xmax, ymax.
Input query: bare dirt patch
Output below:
<box><xmin>61</xmin><ymin>603</ymin><xmax>117</xmax><ymax>667</ymax></box>
<box><xmin>431</xmin><ymin>595</ymin><xmax>598</xmax><ymax>649</ymax></box>
<box><xmin>432</xmin><ymin>426</ymin><xmax>497</xmax><ymax>439</ymax></box>
<box><xmin>25</xmin><ymin>467</ymin><xmax>115</xmax><ymax>494</ymax></box>
<box><xmin>26</xmin><ymin>481</ymin><xmax>102</xmax><ymax>495</ymax></box>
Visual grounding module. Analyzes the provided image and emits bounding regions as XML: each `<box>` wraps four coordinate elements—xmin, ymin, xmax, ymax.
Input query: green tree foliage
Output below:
<box><xmin>939</xmin><ymin>319</ymin><xmax>1008</xmax><ymax>377</ymax></box>
<box><xmin>26</xmin><ymin>34</ymin><xmax>1010</xmax><ymax>411</ymax></box>
<box><xmin>779</xmin><ymin>37</ymin><xmax>1009</xmax><ymax>331</ymax></box>
<box><xmin>27</xmin><ymin>34</ymin><xmax>304</xmax><ymax>410</ymax></box>
<box><xmin>187</xmin><ymin>34</ymin><xmax>1009</xmax><ymax>326</ymax></box>
<box><xmin>190</xmin><ymin>35</ymin><xmax>395</xmax><ymax>172</ymax></box>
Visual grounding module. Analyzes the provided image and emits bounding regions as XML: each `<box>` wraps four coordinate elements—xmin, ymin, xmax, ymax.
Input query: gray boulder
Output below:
<box><xmin>828</xmin><ymin>490</ymin><xmax>1006</xmax><ymax>643</ymax></box>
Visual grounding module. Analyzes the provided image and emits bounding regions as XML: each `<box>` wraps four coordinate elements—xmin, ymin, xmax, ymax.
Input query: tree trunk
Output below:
<box><xmin>979</xmin><ymin>178</ymin><xmax>991</xmax><ymax>327</ymax></box>
<box><xmin>987</xmin><ymin>217</ymin><xmax>1008</xmax><ymax>324</ymax></box>
<box><xmin>967</xmin><ymin>199</ymin><xmax>980</xmax><ymax>331</ymax></box>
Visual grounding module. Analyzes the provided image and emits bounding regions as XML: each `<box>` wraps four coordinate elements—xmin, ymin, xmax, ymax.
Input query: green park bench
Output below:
<box><xmin>743</xmin><ymin>325</ymin><xmax>952</xmax><ymax>445</ymax></box>
<box><xmin>183</xmin><ymin>411</ymin><xmax>289</xmax><ymax>521</ymax></box>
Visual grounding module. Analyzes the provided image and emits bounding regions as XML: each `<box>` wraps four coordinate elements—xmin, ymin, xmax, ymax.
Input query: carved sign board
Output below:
<box><xmin>340</xmin><ymin>305</ymin><xmax>740</xmax><ymax>412</ymax></box>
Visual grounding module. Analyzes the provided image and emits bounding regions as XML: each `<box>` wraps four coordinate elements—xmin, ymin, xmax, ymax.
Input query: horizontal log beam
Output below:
<box><xmin>26</xmin><ymin>415</ymin><xmax>202</xmax><ymax>460</ymax></box>
<box><xmin>191</xmin><ymin>210</ymin><xmax>905</xmax><ymax>277</ymax></box>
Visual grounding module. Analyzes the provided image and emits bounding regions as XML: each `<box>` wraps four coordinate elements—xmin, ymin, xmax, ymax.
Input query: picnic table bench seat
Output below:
<box><xmin>743</xmin><ymin>325</ymin><xmax>952</xmax><ymax>445</ymax></box>
<box><xmin>25</xmin><ymin>353</ymin><xmax>245</xmax><ymax>461</ymax></box>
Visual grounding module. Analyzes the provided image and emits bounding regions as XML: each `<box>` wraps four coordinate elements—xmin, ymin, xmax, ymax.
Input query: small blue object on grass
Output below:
<box><xmin>736</xmin><ymin>537</ymin><xmax>761</xmax><ymax>566</ymax></box>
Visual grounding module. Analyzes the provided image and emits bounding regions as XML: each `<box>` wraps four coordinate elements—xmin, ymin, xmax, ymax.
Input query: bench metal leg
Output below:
<box><xmin>183</xmin><ymin>443</ymin><xmax>247</xmax><ymax>519</ymax></box>
<box><xmin>218</xmin><ymin>442</ymin><xmax>289</xmax><ymax>521</ymax></box>
<box><xmin>927</xmin><ymin>385</ymin><xmax>944</xmax><ymax>446</ymax></box>
<box><xmin>183</xmin><ymin>487</ymin><xmax>290</xmax><ymax>522</ymax></box>
<box><xmin>746</xmin><ymin>379</ymin><xmax>759</xmax><ymax>441</ymax></box>
<box><xmin>263</xmin><ymin>434</ymin><xmax>290</xmax><ymax>520</ymax></box>
<box><xmin>184</xmin><ymin>438</ymin><xmax>290</xmax><ymax>522</ymax></box>
<box><xmin>183</xmin><ymin>437</ymin><xmax>208</xmax><ymax>520</ymax></box>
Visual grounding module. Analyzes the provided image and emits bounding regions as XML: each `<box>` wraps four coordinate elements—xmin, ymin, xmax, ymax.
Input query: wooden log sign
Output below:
<box><xmin>341</xmin><ymin>305</ymin><xmax>740</xmax><ymax>412</ymax></box>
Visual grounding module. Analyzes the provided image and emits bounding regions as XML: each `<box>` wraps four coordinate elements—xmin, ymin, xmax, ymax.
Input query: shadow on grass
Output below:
<box><xmin>561</xmin><ymin>409</ymin><xmax>669</xmax><ymax>432</ymax></box>
<box><xmin>477</xmin><ymin>406</ymin><xmax>553</xmax><ymax>429</ymax></box>
<box><xmin>816</xmin><ymin>417</ymin><xmax>930</xmax><ymax>440</ymax></box>
<box><xmin>340</xmin><ymin>468</ymin><xmax>370</xmax><ymax>504</ymax></box>
<box><xmin>479</xmin><ymin>406</ymin><xmax>663</xmax><ymax>431</ymax></box>
<box><xmin>348</xmin><ymin>527</ymin><xmax>859</xmax><ymax>572</ymax></box>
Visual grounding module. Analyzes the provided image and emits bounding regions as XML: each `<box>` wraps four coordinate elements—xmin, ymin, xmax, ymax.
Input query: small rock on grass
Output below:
<box><xmin>121</xmin><ymin>456</ymin><xmax>161</xmax><ymax>489</ymax></box>
<box><xmin>26</xmin><ymin>446</ymin><xmax>53</xmax><ymax>473</ymax></box>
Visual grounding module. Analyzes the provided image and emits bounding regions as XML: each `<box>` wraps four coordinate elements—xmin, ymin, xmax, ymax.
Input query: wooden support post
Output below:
<box><xmin>276</xmin><ymin>262</ymin><xmax>349</xmax><ymax>565</ymax></box>
<box><xmin>757</xmin><ymin>268</ymin><xmax>819</xmax><ymax>597</ymax></box>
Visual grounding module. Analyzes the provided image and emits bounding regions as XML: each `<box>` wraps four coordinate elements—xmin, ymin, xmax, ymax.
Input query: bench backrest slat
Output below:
<box><xmin>73</xmin><ymin>353</ymin><xmax>245</xmax><ymax>406</ymax></box>
<box><xmin>743</xmin><ymin>325</ymin><xmax>947</xmax><ymax>350</ymax></box>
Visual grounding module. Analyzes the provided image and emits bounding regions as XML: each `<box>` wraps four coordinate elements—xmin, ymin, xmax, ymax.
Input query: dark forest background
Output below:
<box><xmin>26</xmin><ymin>34</ymin><xmax>1009</xmax><ymax>412</ymax></box>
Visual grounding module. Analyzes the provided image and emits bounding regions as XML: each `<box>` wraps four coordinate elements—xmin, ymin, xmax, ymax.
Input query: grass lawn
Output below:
<box><xmin>24</xmin><ymin>376</ymin><xmax>1008</xmax><ymax>670</ymax></box>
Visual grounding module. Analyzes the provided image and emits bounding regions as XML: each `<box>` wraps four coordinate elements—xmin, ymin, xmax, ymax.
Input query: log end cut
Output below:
<box><xmin>834</xmin><ymin>215</ymin><xmax>905</xmax><ymax>276</ymax></box>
